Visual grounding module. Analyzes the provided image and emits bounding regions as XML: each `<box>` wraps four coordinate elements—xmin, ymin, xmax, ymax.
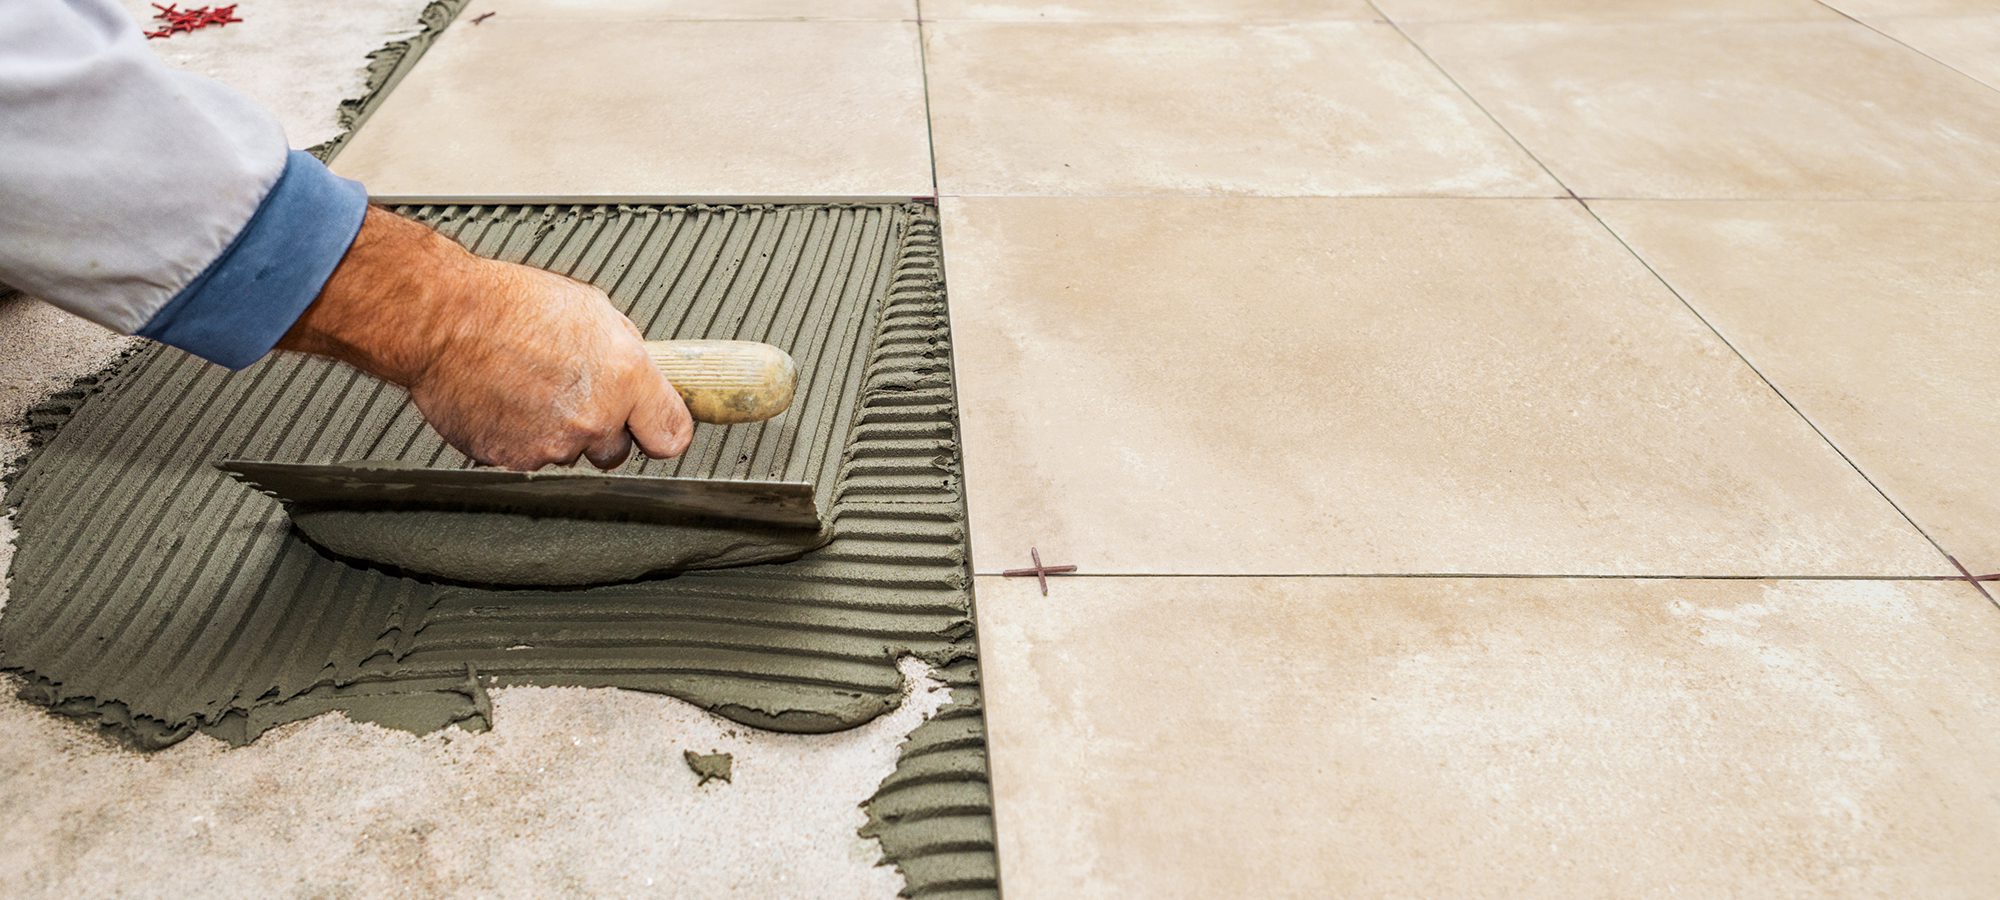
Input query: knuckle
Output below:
<box><xmin>540</xmin><ymin>439</ymin><xmax>580</xmax><ymax>465</ymax></box>
<box><xmin>560</xmin><ymin>414</ymin><xmax>608</xmax><ymax>440</ymax></box>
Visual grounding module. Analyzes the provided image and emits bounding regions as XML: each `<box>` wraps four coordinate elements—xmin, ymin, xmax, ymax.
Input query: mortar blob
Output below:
<box><xmin>290</xmin><ymin>506</ymin><xmax>830</xmax><ymax>587</ymax></box>
<box><xmin>220</xmin><ymin>459</ymin><xmax>831</xmax><ymax>588</ymax></box>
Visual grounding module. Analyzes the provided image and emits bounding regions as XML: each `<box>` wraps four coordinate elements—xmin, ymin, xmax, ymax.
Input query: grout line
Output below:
<box><xmin>1810</xmin><ymin>1</ymin><xmax>2000</xmax><ymax>95</ymax></box>
<box><xmin>913</xmin><ymin>0</ymin><xmax>944</xmax><ymax>201</ymax></box>
<box><xmin>975</xmin><ymin>572</ymin><xmax>1977</xmax><ymax>582</ymax></box>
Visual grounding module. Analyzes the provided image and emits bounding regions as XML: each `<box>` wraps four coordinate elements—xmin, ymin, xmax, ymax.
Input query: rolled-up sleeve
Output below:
<box><xmin>0</xmin><ymin>0</ymin><xmax>367</xmax><ymax>369</ymax></box>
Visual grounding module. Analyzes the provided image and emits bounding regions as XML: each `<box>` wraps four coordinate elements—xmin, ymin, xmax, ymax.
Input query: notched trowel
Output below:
<box><xmin>219</xmin><ymin>340</ymin><xmax>829</xmax><ymax>588</ymax></box>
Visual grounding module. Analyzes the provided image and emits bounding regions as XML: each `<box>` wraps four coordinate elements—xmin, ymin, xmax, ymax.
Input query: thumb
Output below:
<box><xmin>628</xmin><ymin>368</ymin><xmax>695</xmax><ymax>459</ymax></box>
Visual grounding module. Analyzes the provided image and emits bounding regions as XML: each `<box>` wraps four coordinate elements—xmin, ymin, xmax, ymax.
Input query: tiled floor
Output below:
<box><xmin>907</xmin><ymin>1</ymin><xmax>2000</xmax><ymax>895</ymax></box>
<box><xmin>24</xmin><ymin>1</ymin><xmax>2000</xmax><ymax>896</ymax></box>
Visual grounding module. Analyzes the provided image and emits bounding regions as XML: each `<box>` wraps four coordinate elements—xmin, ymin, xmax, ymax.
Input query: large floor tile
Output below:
<box><xmin>1826</xmin><ymin>0</ymin><xmax>2000</xmax><ymax>14</ymax></box>
<box><xmin>977</xmin><ymin>575</ymin><xmax>2000</xmax><ymax>898</ymax></box>
<box><xmin>476</xmin><ymin>0</ymin><xmax>915</xmax><ymax>19</ymax></box>
<box><xmin>1592</xmin><ymin>200</ymin><xmax>2000</xmax><ymax>575</ymax></box>
<box><xmin>1868</xmin><ymin>16</ymin><xmax>2000</xmax><ymax>89</ymax></box>
<box><xmin>333</xmin><ymin>21</ymin><xmax>931</xmax><ymax>199</ymax></box>
<box><xmin>922</xmin><ymin>22</ymin><xmax>1560</xmax><ymax>197</ymax></box>
<box><xmin>943</xmin><ymin>197</ymin><xmax>1944</xmax><ymax>577</ymax></box>
<box><xmin>1408</xmin><ymin>21</ymin><xmax>2000</xmax><ymax>199</ymax></box>
<box><xmin>1373</xmin><ymin>0</ymin><xmax>1833</xmax><ymax>22</ymax></box>
<box><xmin>919</xmin><ymin>0</ymin><xmax>1377</xmax><ymax>21</ymax></box>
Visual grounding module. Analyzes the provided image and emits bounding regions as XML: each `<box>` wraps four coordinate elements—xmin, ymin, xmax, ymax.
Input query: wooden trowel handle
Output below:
<box><xmin>644</xmin><ymin>340</ymin><xmax>797</xmax><ymax>425</ymax></box>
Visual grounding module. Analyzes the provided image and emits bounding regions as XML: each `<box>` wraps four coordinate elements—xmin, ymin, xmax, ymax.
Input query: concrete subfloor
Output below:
<box><xmin>0</xmin><ymin>660</ymin><xmax>945</xmax><ymax>898</ymax></box>
<box><xmin>1</xmin><ymin>4</ymin><xmax>942</xmax><ymax>897</ymax></box>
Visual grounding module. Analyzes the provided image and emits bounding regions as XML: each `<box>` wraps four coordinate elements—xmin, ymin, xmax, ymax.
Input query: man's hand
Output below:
<box><xmin>277</xmin><ymin>207</ymin><xmax>694</xmax><ymax>470</ymax></box>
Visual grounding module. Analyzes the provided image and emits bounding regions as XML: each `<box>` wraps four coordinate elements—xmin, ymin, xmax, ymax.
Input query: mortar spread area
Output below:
<box><xmin>0</xmin><ymin>203</ymin><xmax>996</xmax><ymax>897</ymax></box>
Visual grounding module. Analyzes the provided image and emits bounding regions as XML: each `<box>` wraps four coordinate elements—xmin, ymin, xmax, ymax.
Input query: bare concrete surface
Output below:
<box><xmin>2</xmin><ymin>5</ymin><xmax>939</xmax><ymax>896</ymax></box>
<box><xmin>119</xmin><ymin>0</ymin><xmax>429</xmax><ymax>148</ymax></box>
<box><xmin>0</xmin><ymin>662</ymin><xmax>947</xmax><ymax>898</ymax></box>
<box><xmin>0</xmin><ymin>300</ymin><xmax>133</xmax><ymax>475</ymax></box>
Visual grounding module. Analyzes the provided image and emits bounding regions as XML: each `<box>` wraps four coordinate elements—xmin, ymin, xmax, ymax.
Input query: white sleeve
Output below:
<box><xmin>0</xmin><ymin>0</ymin><xmax>369</xmax><ymax>368</ymax></box>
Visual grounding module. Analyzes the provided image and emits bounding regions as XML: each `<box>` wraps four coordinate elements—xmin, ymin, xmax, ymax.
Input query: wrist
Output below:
<box><xmin>276</xmin><ymin>206</ymin><xmax>486</xmax><ymax>386</ymax></box>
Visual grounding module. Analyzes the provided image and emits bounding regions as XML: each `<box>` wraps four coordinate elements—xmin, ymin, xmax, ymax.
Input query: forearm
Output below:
<box><xmin>0</xmin><ymin>0</ymin><xmax>364</xmax><ymax>368</ymax></box>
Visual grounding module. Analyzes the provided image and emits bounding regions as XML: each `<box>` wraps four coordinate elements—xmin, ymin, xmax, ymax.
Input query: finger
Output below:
<box><xmin>627</xmin><ymin>370</ymin><xmax>695</xmax><ymax>459</ymax></box>
<box><xmin>583</xmin><ymin>428</ymin><xmax>634</xmax><ymax>470</ymax></box>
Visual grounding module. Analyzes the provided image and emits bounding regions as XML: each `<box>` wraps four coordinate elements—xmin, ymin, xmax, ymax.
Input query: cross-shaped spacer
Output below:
<box><xmin>1947</xmin><ymin>555</ymin><xmax>2000</xmax><ymax>607</ymax></box>
<box><xmin>1001</xmin><ymin>546</ymin><xmax>1077</xmax><ymax>596</ymax></box>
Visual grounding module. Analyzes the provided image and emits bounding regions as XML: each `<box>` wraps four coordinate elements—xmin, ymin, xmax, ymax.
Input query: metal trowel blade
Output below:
<box><xmin>217</xmin><ymin>459</ymin><xmax>821</xmax><ymax>530</ymax></box>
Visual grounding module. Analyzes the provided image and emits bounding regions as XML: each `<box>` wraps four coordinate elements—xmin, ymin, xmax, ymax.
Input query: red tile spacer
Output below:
<box><xmin>1001</xmin><ymin>546</ymin><xmax>1078</xmax><ymax>596</ymax></box>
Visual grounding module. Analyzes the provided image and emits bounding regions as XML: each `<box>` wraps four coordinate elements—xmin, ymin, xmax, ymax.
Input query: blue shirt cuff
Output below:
<box><xmin>137</xmin><ymin>150</ymin><xmax>368</xmax><ymax>370</ymax></box>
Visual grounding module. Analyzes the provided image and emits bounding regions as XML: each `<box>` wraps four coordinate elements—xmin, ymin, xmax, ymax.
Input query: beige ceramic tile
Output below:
<box><xmin>1408</xmin><ymin>21</ymin><xmax>2000</xmax><ymax>199</ymax></box>
<box><xmin>1373</xmin><ymin>0</ymin><xmax>1834</xmax><ymax>22</ymax></box>
<box><xmin>1827</xmin><ymin>0</ymin><xmax>2000</xmax><ymax>14</ymax></box>
<box><xmin>1592</xmin><ymin>200</ymin><xmax>2000</xmax><ymax>575</ymax></box>
<box><xmin>919</xmin><ymin>0</ymin><xmax>1377</xmax><ymax>20</ymax></box>
<box><xmin>333</xmin><ymin>21</ymin><xmax>932</xmax><ymax>199</ymax></box>
<box><xmin>1868</xmin><ymin>16</ymin><xmax>2000</xmax><ymax>88</ymax></box>
<box><xmin>476</xmin><ymin>0</ymin><xmax>915</xmax><ymax>20</ymax></box>
<box><xmin>976</xmin><ymin>575</ymin><xmax>2000</xmax><ymax>898</ymax></box>
<box><xmin>921</xmin><ymin>22</ymin><xmax>1561</xmax><ymax>197</ymax></box>
<box><xmin>944</xmin><ymin>196</ymin><xmax>1945</xmax><ymax>576</ymax></box>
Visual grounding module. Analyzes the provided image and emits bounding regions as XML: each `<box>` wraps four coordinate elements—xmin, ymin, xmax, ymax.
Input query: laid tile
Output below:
<box><xmin>474</xmin><ymin>0</ymin><xmax>915</xmax><ymax>20</ymax></box>
<box><xmin>1826</xmin><ymin>0</ymin><xmax>2000</xmax><ymax>14</ymax></box>
<box><xmin>922</xmin><ymin>22</ymin><xmax>1560</xmax><ymax>197</ymax></box>
<box><xmin>1408</xmin><ymin>21</ymin><xmax>2000</xmax><ymax>199</ymax></box>
<box><xmin>1592</xmin><ymin>200</ymin><xmax>2000</xmax><ymax>574</ymax></box>
<box><xmin>943</xmin><ymin>196</ymin><xmax>1943</xmax><ymax>576</ymax></box>
<box><xmin>333</xmin><ymin>21</ymin><xmax>931</xmax><ymax>199</ymax></box>
<box><xmin>1868</xmin><ymin>16</ymin><xmax>2000</xmax><ymax>89</ymax></box>
<box><xmin>1372</xmin><ymin>0</ymin><xmax>1834</xmax><ymax>22</ymax></box>
<box><xmin>977</xmin><ymin>575</ymin><xmax>2000</xmax><ymax>898</ymax></box>
<box><xmin>919</xmin><ymin>0</ymin><xmax>1377</xmax><ymax>21</ymax></box>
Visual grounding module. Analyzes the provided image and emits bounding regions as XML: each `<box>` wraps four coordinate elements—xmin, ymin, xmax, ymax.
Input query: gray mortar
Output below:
<box><xmin>291</xmin><ymin>506</ymin><xmax>828</xmax><ymax>587</ymax></box>
<box><xmin>685</xmin><ymin>749</ymin><xmax>734</xmax><ymax>785</ymax></box>
<box><xmin>1</xmin><ymin>204</ymin><xmax>997</xmax><ymax>898</ymax></box>
<box><xmin>308</xmin><ymin>0</ymin><xmax>469</xmax><ymax>163</ymax></box>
